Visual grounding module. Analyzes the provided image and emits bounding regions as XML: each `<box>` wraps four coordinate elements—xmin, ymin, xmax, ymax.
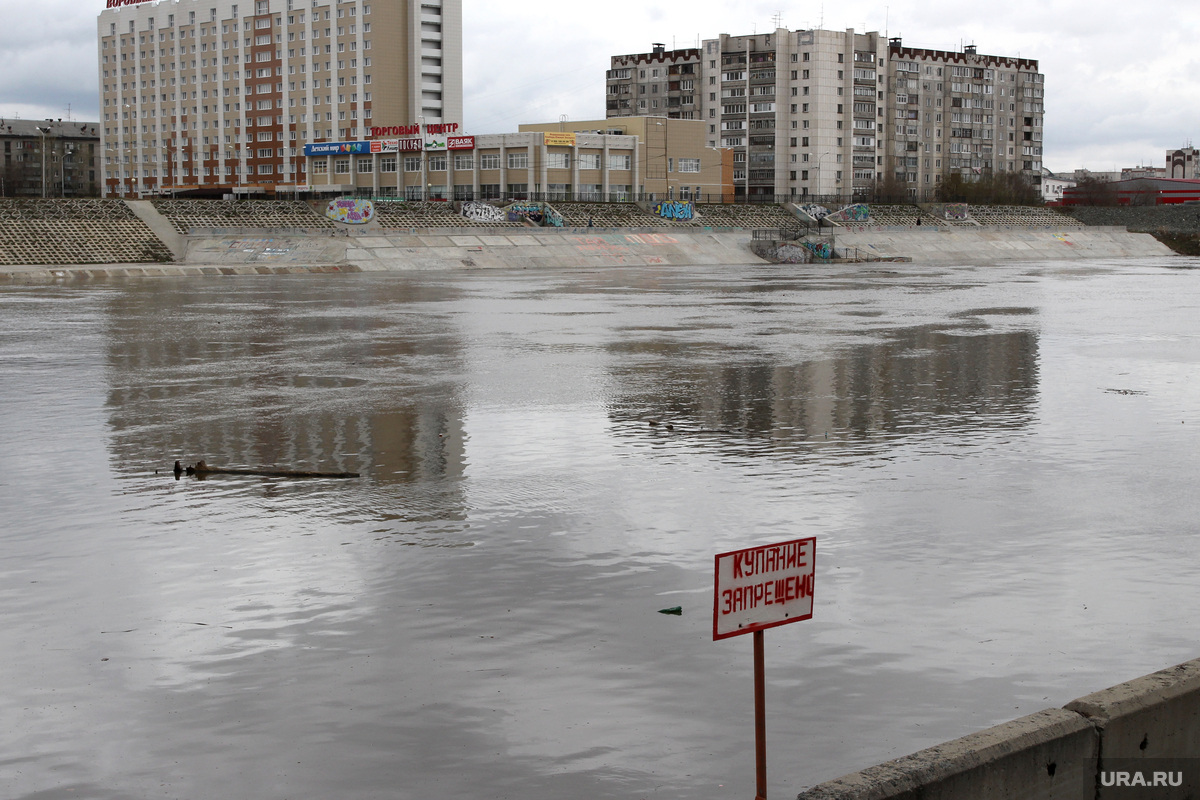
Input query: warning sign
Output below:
<box><xmin>713</xmin><ymin>538</ymin><xmax>815</xmax><ymax>640</ymax></box>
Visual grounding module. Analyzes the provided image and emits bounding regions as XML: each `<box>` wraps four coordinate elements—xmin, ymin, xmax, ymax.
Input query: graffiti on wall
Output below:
<box><xmin>942</xmin><ymin>203</ymin><xmax>969</xmax><ymax>221</ymax></box>
<box><xmin>462</xmin><ymin>201</ymin><xmax>507</xmax><ymax>224</ymax></box>
<box><xmin>798</xmin><ymin>204</ymin><xmax>831</xmax><ymax>221</ymax></box>
<box><xmin>326</xmin><ymin>199</ymin><xmax>375</xmax><ymax>224</ymax></box>
<box><xmin>652</xmin><ymin>201</ymin><xmax>695</xmax><ymax>220</ymax></box>
<box><xmin>506</xmin><ymin>202</ymin><xmax>544</xmax><ymax>224</ymax></box>
<box><xmin>828</xmin><ymin>203</ymin><xmax>870</xmax><ymax>223</ymax></box>
<box><xmin>543</xmin><ymin>205</ymin><xmax>565</xmax><ymax>228</ymax></box>
<box><xmin>801</xmin><ymin>240</ymin><xmax>834</xmax><ymax>260</ymax></box>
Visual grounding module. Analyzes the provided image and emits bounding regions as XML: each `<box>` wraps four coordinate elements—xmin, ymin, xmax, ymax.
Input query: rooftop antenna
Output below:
<box><xmin>885</xmin><ymin>6</ymin><xmax>889</xmax><ymax>38</ymax></box>
<box><xmin>772</xmin><ymin>11</ymin><xmax>783</xmax><ymax>29</ymax></box>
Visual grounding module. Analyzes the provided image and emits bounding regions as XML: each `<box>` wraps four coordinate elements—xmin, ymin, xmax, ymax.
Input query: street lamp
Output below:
<box><xmin>35</xmin><ymin>125</ymin><xmax>49</xmax><ymax>198</ymax></box>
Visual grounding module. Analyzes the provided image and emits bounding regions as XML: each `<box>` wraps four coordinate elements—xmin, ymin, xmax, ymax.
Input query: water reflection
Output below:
<box><xmin>609</xmin><ymin>326</ymin><xmax>1039</xmax><ymax>456</ymax></box>
<box><xmin>101</xmin><ymin>279</ymin><xmax>469</xmax><ymax>514</ymax></box>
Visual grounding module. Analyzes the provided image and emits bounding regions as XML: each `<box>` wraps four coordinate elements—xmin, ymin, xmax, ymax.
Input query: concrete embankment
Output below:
<box><xmin>797</xmin><ymin>656</ymin><xmax>1200</xmax><ymax>800</ymax></box>
<box><xmin>0</xmin><ymin>225</ymin><xmax>1176</xmax><ymax>283</ymax></box>
<box><xmin>826</xmin><ymin>225</ymin><xmax>1173</xmax><ymax>264</ymax></box>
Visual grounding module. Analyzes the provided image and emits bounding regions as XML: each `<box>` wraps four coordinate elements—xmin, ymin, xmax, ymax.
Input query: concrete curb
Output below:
<box><xmin>797</xmin><ymin>657</ymin><xmax>1200</xmax><ymax>800</ymax></box>
<box><xmin>798</xmin><ymin>709</ymin><xmax>1096</xmax><ymax>800</ymax></box>
<box><xmin>1067</xmin><ymin>660</ymin><xmax>1200</xmax><ymax>766</ymax></box>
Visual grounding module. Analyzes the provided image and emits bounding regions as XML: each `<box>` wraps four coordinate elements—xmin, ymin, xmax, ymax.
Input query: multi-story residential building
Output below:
<box><xmin>887</xmin><ymin>41</ymin><xmax>1043</xmax><ymax>200</ymax></box>
<box><xmin>97</xmin><ymin>0</ymin><xmax>462</xmax><ymax>198</ymax></box>
<box><xmin>606</xmin><ymin>45</ymin><xmax>701</xmax><ymax>120</ymax></box>
<box><xmin>1</xmin><ymin>119</ymin><xmax>101</xmax><ymax>197</ymax></box>
<box><xmin>608</xmin><ymin>30</ymin><xmax>1044</xmax><ymax>203</ymax></box>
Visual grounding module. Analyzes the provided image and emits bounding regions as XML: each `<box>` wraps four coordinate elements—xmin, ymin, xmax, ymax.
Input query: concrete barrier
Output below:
<box><xmin>1067</xmin><ymin>660</ymin><xmax>1200</xmax><ymax>799</ymax></box>
<box><xmin>797</xmin><ymin>709</ymin><xmax>1096</xmax><ymax>800</ymax></box>
<box><xmin>798</xmin><ymin>657</ymin><xmax>1200</xmax><ymax>800</ymax></box>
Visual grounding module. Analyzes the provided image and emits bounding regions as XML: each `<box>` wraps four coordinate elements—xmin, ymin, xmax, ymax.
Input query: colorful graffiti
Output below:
<box><xmin>798</xmin><ymin>204</ymin><xmax>831</xmax><ymax>221</ymax></box>
<box><xmin>461</xmin><ymin>201</ymin><xmax>507</xmax><ymax>224</ymax></box>
<box><xmin>942</xmin><ymin>203</ymin><xmax>969</xmax><ymax>221</ymax></box>
<box><xmin>506</xmin><ymin>202</ymin><xmax>544</xmax><ymax>224</ymax></box>
<box><xmin>543</xmin><ymin>205</ymin><xmax>565</xmax><ymax>228</ymax></box>
<box><xmin>801</xmin><ymin>240</ymin><xmax>834</xmax><ymax>259</ymax></box>
<box><xmin>652</xmin><ymin>201</ymin><xmax>695</xmax><ymax>220</ymax></box>
<box><xmin>829</xmin><ymin>203</ymin><xmax>870</xmax><ymax>223</ymax></box>
<box><xmin>326</xmin><ymin>199</ymin><xmax>375</xmax><ymax>224</ymax></box>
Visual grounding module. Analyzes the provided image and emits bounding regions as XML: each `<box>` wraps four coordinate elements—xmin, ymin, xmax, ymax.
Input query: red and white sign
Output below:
<box><xmin>448</xmin><ymin>136</ymin><xmax>476</xmax><ymax>150</ymax></box>
<box><xmin>713</xmin><ymin>538</ymin><xmax>815</xmax><ymax>640</ymax></box>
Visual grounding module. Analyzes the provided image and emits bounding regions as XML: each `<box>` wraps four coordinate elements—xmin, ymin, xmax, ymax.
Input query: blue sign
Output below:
<box><xmin>304</xmin><ymin>141</ymin><xmax>369</xmax><ymax>156</ymax></box>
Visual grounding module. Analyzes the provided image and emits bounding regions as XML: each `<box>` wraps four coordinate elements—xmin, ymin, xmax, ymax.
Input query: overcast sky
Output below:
<box><xmin>3</xmin><ymin>0</ymin><xmax>1197</xmax><ymax>173</ymax></box>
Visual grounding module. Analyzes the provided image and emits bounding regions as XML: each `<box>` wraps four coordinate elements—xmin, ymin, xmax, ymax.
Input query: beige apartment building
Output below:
<box><xmin>304</xmin><ymin>117</ymin><xmax>730</xmax><ymax>202</ymax></box>
<box><xmin>608</xmin><ymin>30</ymin><xmax>1044</xmax><ymax>203</ymax></box>
<box><xmin>97</xmin><ymin>0</ymin><xmax>462</xmax><ymax>198</ymax></box>
<box><xmin>887</xmin><ymin>40</ymin><xmax>1044</xmax><ymax>200</ymax></box>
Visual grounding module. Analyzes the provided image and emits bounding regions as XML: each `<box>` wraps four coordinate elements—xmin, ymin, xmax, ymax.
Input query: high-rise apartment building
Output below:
<box><xmin>887</xmin><ymin>40</ymin><xmax>1043</xmax><ymax>198</ymax></box>
<box><xmin>608</xmin><ymin>30</ymin><xmax>1043</xmax><ymax>202</ymax></box>
<box><xmin>97</xmin><ymin>0</ymin><xmax>462</xmax><ymax>198</ymax></box>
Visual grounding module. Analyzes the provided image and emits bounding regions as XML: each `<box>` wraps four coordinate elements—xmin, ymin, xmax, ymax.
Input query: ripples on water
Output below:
<box><xmin>2</xmin><ymin>258</ymin><xmax>1200</xmax><ymax>799</ymax></box>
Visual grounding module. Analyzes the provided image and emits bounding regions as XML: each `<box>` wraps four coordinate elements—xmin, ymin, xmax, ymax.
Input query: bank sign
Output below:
<box><xmin>713</xmin><ymin>538</ymin><xmax>815</xmax><ymax>640</ymax></box>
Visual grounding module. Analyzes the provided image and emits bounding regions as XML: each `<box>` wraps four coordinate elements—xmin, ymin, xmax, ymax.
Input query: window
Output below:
<box><xmin>379</xmin><ymin>156</ymin><xmax>397</xmax><ymax>173</ymax></box>
<box><xmin>577</xmin><ymin>154</ymin><xmax>601</xmax><ymax>170</ymax></box>
<box><xmin>357</xmin><ymin>157</ymin><xmax>373</xmax><ymax>173</ymax></box>
<box><xmin>453</xmin><ymin>154</ymin><xmax>473</xmax><ymax>170</ymax></box>
<box><xmin>404</xmin><ymin>156</ymin><xmax>421</xmax><ymax>172</ymax></box>
<box><xmin>479</xmin><ymin>153</ymin><xmax>500</xmax><ymax>170</ymax></box>
<box><xmin>608</xmin><ymin>154</ymin><xmax>631</xmax><ymax>171</ymax></box>
<box><xmin>334</xmin><ymin>158</ymin><xmax>350</xmax><ymax>173</ymax></box>
<box><xmin>546</xmin><ymin>152</ymin><xmax>570</xmax><ymax>169</ymax></box>
<box><xmin>428</xmin><ymin>155</ymin><xmax>446</xmax><ymax>171</ymax></box>
<box><xmin>678</xmin><ymin>158</ymin><xmax>701</xmax><ymax>173</ymax></box>
<box><xmin>507</xmin><ymin>151</ymin><xmax>528</xmax><ymax>169</ymax></box>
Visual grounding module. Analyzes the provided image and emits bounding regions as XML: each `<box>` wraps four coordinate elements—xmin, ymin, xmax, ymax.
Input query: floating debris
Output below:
<box><xmin>658</xmin><ymin>606</ymin><xmax>683</xmax><ymax>616</ymax></box>
<box><xmin>174</xmin><ymin>460</ymin><xmax>360</xmax><ymax>479</ymax></box>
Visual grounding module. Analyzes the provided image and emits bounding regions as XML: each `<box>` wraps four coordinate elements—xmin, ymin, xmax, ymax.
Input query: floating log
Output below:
<box><xmin>174</xmin><ymin>460</ymin><xmax>360</xmax><ymax>479</ymax></box>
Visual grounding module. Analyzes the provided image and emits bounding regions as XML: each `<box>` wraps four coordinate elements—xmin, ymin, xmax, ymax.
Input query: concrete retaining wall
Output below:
<box><xmin>797</xmin><ymin>657</ymin><xmax>1200</xmax><ymax>800</ymax></box>
<box><xmin>178</xmin><ymin>227</ymin><xmax>1172</xmax><ymax>272</ymax></box>
<box><xmin>183</xmin><ymin>229</ymin><xmax>761</xmax><ymax>271</ymax></box>
<box><xmin>829</xmin><ymin>226</ymin><xmax>1173</xmax><ymax>264</ymax></box>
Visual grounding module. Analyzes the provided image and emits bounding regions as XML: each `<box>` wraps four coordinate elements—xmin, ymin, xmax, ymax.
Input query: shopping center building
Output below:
<box><xmin>302</xmin><ymin>117</ymin><xmax>731</xmax><ymax>202</ymax></box>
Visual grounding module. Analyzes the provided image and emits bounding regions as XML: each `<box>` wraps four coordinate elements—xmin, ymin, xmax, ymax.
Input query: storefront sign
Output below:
<box><xmin>425</xmin><ymin>132</ymin><xmax>447</xmax><ymax>151</ymax></box>
<box><xmin>370</xmin><ymin>140</ymin><xmax>399</xmax><ymax>153</ymax></box>
<box><xmin>106</xmin><ymin>0</ymin><xmax>155</xmax><ymax>7</ymax></box>
<box><xmin>304</xmin><ymin>141</ymin><xmax>370</xmax><ymax>156</ymax></box>
<box><xmin>370</xmin><ymin>123</ymin><xmax>461</xmax><ymax>139</ymax></box>
<box><xmin>543</xmin><ymin>132</ymin><xmax>577</xmax><ymax>147</ymax></box>
<box><xmin>713</xmin><ymin>537</ymin><xmax>815</xmax><ymax>640</ymax></box>
<box><xmin>448</xmin><ymin>136</ymin><xmax>475</xmax><ymax>150</ymax></box>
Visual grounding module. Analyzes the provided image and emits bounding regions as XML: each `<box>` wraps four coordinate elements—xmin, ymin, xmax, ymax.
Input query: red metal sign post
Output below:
<box><xmin>714</xmin><ymin>537</ymin><xmax>816</xmax><ymax>800</ymax></box>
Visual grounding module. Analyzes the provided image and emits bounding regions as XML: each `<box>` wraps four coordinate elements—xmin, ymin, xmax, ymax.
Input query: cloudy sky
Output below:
<box><xmin>3</xmin><ymin>0</ymin><xmax>1197</xmax><ymax>172</ymax></box>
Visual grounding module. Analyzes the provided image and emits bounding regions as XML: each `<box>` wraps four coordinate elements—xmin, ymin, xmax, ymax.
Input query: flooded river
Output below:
<box><xmin>3</xmin><ymin>257</ymin><xmax>1200</xmax><ymax>799</ymax></box>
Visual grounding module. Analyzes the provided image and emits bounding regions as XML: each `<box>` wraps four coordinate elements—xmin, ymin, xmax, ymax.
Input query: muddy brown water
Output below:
<box><xmin>3</xmin><ymin>257</ymin><xmax>1200</xmax><ymax>799</ymax></box>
